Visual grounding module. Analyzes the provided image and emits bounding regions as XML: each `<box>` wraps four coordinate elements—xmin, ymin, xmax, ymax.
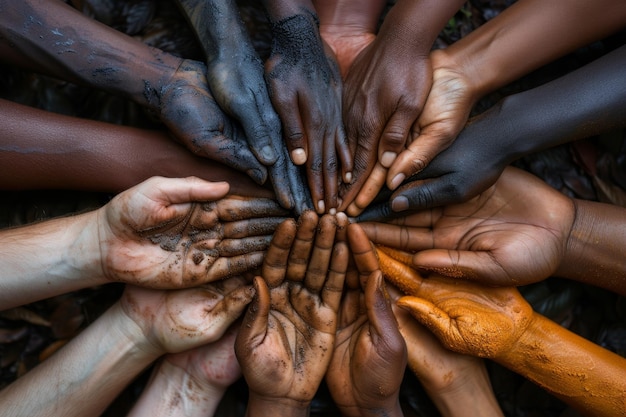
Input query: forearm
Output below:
<box><xmin>128</xmin><ymin>359</ymin><xmax>226</xmax><ymax>417</ymax></box>
<box><xmin>0</xmin><ymin>303</ymin><xmax>161</xmax><ymax>417</ymax></box>
<box><xmin>0</xmin><ymin>99</ymin><xmax>271</xmax><ymax>196</ymax></box>
<box><xmin>245</xmin><ymin>393</ymin><xmax>310</xmax><ymax>417</ymax></box>
<box><xmin>261</xmin><ymin>0</ymin><xmax>317</xmax><ymax>21</ymax></box>
<box><xmin>314</xmin><ymin>0</ymin><xmax>387</xmax><ymax>34</ymax></box>
<box><xmin>556</xmin><ymin>199</ymin><xmax>626</xmax><ymax>296</ymax></box>
<box><xmin>378</xmin><ymin>0</ymin><xmax>465</xmax><ymax>55</ymax></box>
<box><xmin>423</xmin><ymin>363</ymin><xmax>503</xmax><ymax>417</ymax></box>
<box><xmin>0</xmin><ymin>210</ymin><xmax>105</xmax><ymax>309</ymax></box>
<box><xmin>440</xmin><ymin>0</ymin><xmax>626</xmax><ymax>100</ymax></box>
<box><xmin>496</xmin><ymin>313</ymin><xmax>626</xmax><ymax>416</ymax></box>
<box><xmin>176</xmin><ymin>0</ymin><xmax>253</xmax><ymax>61</ymax></box>
<box><xmin>464</xmin><ymin>45</ymin><xmax>626</xmax><ymax>166</ymax></box>
<box><xmin>0</xmin><ymin>0</ymin><xmax>182</xmax><ymax>109</ymax></box>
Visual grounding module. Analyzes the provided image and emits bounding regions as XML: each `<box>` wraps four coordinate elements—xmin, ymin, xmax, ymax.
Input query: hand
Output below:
<box><xmin>236</xmin><ymin>211</ymin><xmax>348</xmax><ymax>410</ymax></box>
<box><xmin>339</xmin><ymin>36</ymin><xmax>432</xmax><ymax>216</ymax></box>
<box><xmin>265</xmin><ymin>11</ymin><xmax>352</xmax><ymax>214</ymax></box>
<box><xmin>158</xmin><ymin>59</ymin><xmax>268</xmax><ymax>185</ymax></box>
<box><xmin>325</xmin><ymin>223</ymin><xmax>406</xmax><ymax>417</ymax></box>
<box><xmin>119</xmin><ymin>276</ymin><xmax>254</xmax><ymax>355</ymax></box>
<box><xmin>163</xmin><ymin>324</ymin><xmax>241</xmax><ymax>392</ymax></box>
<box><xmin>359</xmin><ymin>167</ymin><xmax>574</xmax><ymax>287</ymax></box>
<box><xmin>387</xmin><ymin>49</ymin><xmax>477</xmax><ymax>190</ymax></box>
<box><xmin>98</xmin><ymin>176</ymin><xmax>289</xmax><ymax>288</ymax></box>
<box><xmin>373</xmin><ymin>250</ymin><xmax>534</xmax><ymax>359</ymax></box>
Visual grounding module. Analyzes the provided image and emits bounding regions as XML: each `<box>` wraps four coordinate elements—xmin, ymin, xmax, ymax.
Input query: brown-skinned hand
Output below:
<box><xmin>325</xmin><ymin>223</ymin><xmax>407</xmax><ymax>417</ymax></box>
<box><xmin>359</xmin><ymin>167</ymin><xmax>574</xmax><ymax>287</ymax></box>
<box><xmin>235</xmin><ymin>211</ymin><xmax>347</xmax><ymax>414</ymax></box>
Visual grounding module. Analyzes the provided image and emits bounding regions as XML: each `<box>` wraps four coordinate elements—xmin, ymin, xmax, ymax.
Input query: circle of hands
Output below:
<box><xmin>99</xmin><ymin>165</ymin><xmax>566</xmax><ymax>413</ymax></box>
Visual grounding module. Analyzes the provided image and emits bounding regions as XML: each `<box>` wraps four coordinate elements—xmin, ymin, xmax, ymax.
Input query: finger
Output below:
<box><xmin>277</xmin><ymin>97</ymin><xmax>308</xmax><ymax>165</ymax></box>
<box><xmin>206</xmin><ymin>252</ymin><xmax>265</xmax><ymax>281</ymax></box>
<box><xmin>217</xmin><ymin>283</ymin><xmax>256</xmax><ymax>327</ymax></box>
<box><xmin>346</xmin><ymin>223</ymin><xmax>379</xmax><ymax>287</ymax></box>
<box><xmin>238</xmin><ymin>276</ymin><xmax>271</xmax><ymax>350</ymax></box>
<box><xmin>378</xmin><ymin>109</ymin><xmax>414</xmax><ymax>169</ymax></box>
<box><xmin>396</xmin><ymin>296</ymin><xmax>454</xmax><ymax>349</ymax></box>
<box><xmin>358</xmin><ymin>223</ymin><xmax>434</xmax><ymax>252</ymax></box>
<box><xmin>335</xmin><ymin>127</ymin><xmax>353</xmax><ymax>185</ymax></box>
<box><xmin>388</xmin><ymin>175</ymin><xmax>465</xmax><ymax>214</ymax></box>
<box><xmin>334</xmin><ymin>212</ymin><xmax>349</xmax><ymax>243</ymax></box>
<box><xmin>287</xmin><ymin>157</ymin><xmax>314</xmax><ymax>215</ymax></box>
<box><xmin>323</xmin><ymin>131</ymin><xmax>339</xmax><ymax>213</ymax></box>
<box><xmin>262</xmin><ymin>219</ymin><xmax>297</xmax><ymax>288</ymax></box>
<box><xmin>413</xmin><ymin>249</ymin><xmax>506</xmax><ymax>285</ymax></box>
<box><xmin>286</xmin><ymin>210</ymin><xmax>319</xmax><ymax>282</ymax></box>
<box><xmin>375</xmin><ymin>247</ymin><xmax>423</xmax><ymax>296</ymax></box>
<box><xmin>222</xmin><ymin>217</ymin><xmax>288</xmax><ymax>238</ymax></box>
<box><xmin>267</xmin><ymin>155</ymin><xmax>295</xmax><ymax>210</ymax></box>
<box><xmin>387</xmin><ymin>133</ymin><xmax>445</xmax><ymax>191</ymax></box>
<box><xmin>321</xmin><ymin>241</ymin><xmax>348</xmax><ymax>312</ymax></box>
<box><xmin>141</xmin><ymin>176</ymin><xmax>230</xmax><ymax>207</ymax></box>
<box><xmin>304</xmin><ymin>214</ymin><xmax>337</xmax><ymax>292</ymax></box>
<box><xmin>217</xmin><ymin>235</ymin><xmax>273</xmax><ymax>257</ymax></box>
<box><xmin>347</xmin><ymin>162</ymin><xmax>388</xmax><ymax>216</ymax></box>
<box><xmin>365</xmin><ymin>272</ymin><xmax>404</xmax><ymax>353</ymax></box>
<box><xmin>216</xmin><ymin>197</ymin><xmax>289</xmax><ymax>221</ymax></box>
<box><xmin>306</xmin><ymin>134</ymin><xmax>326</xmax><ymax>214</ymax></box>
<box><xmin>376</xmin><ymin>246</ymin><xmax>414</xmax><ymax>265</ymax></box>
<box><xmin>237</xmin><ymin>105</ymin><xmax>279</xmax><ymax>166</ymax></box>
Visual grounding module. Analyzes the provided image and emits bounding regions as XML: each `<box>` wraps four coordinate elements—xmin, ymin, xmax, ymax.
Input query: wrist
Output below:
<box><xmin>431</xmin><ymin>47</ymin><xmax>483</xmax><ymax>109</ymax></box>
<box><xmin>246</xmin><ymin>392</ymin><xmax>310</xmax><ymax>417</ymax></box>
<box><xmin>109</xmin><ymin>302</ymin><xmax>166</xmax><ymax>360</ymax></box>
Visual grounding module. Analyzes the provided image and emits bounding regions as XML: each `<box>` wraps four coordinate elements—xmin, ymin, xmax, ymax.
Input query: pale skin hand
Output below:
<box><xmin>359</xmin><ymin>167</ymin><xmax>574</xmax><ymax>287</ymax></box>
<box><xmin>325</xmin><ymin>223</ymin><xmax>406</xmax><ymax>417</ymax></box>
<box><xmin>99</xmin><ymin>176</ymin><xmax>290</xmax><ymax>288</ymax></box>
<box><xmin>127</xmin><ymin>325</ymin><xmax>242</xmax><ymax>417</ymax></box>
<box><xmin>235</xmin><ymin>211</ymin><xmax>348</xmax><ymax>415</ymax></box>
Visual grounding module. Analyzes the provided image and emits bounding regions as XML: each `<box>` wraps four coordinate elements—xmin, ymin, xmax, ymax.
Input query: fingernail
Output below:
<box><xmin>291</xmin><ymin>148</ymin><xmax>307</xmax><ymax>165</ymax></box>
<box><xmin>329</xmin><ymin>207</ymin><xmax>337</xmax><ymax>215</ymax></box>
<box><xmin>344</xmin><ymin>172</ymin><xmax>352</xmax><ymax>183</ymax></box>
<box><xmin>380</xmin><ymin>151</ymin><xmax>397</xmax><ymax>168</ymax></box>
<box><xmin>390</xmin><ymin>173</ymin><xmax>405</xmax><ymax>190</ymax></box>
<box><xmin>391</xmin><ymin>196</ymin><xmax>409</xmax><ymax>212</ymax></box>
<box><xmin>317</xmin><ymin>200</ymin><xmax>325</xmax><ymax>213</ymax></box>
<box><xmin>261</xmin><ymin>145</ymin><xmax>276</xmax><ymax>162</ymax></box>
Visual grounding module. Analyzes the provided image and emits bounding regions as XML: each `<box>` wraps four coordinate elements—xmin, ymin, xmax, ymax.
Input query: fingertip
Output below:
<box><xmin>389</xmin><ymin>173</ymin><xmax>406</xmax><ymax>191</ymax></box>
<box><xmin>380</xmin><ymin>151</ymin><xmax>397</xmax><ymax>169</ymax></box>
<box><xmin>291</xmin><ymin>148</ymin><xmax>307</xmax><ymax>165</ymax></box>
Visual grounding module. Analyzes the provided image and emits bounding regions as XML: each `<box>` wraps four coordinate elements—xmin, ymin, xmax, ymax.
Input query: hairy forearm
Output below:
<box><xmin>0</xmin><ymin>0</ymin><xmax>181</xmax><ymax>109</ymax></box>
<box><xmin>0</xmin><ymin>303</ymin><xmax>160</xmax><ymax>417</ymax></box>
<box><xmin>0</xmin><ymin>210</ymin><xmax>104</xmax><ymax>309</ymax></box>
<box><xmin>496</xmin><ymin>313</ymin><xmax>626</xmax><ymax>416</ymax></box>
<box><xmin>556</xmin><ymin>199</ymin><xmax>626</xmax><ymax>296</ymax></box>
<box><xmin>441</xmin><ymin>0</ymin><xmax>626</xmax><ymax>100</ymax></box>
<box><xmin>128</xmin><ymin>360</ymin><xmax>225</xmax><ymax>417</ymax></box>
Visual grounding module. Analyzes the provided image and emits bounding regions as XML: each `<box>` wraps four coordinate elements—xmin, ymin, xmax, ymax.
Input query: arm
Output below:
<box><xmin>360</xmin><ymin>44</ymin><xmax>626</xmax><ymax>219</ymax></box>
<box><xmin>388</xmin><ymin>0</ymin><xmax>626</xmax><ymax>187</ymax></box>
<box><xmin>0</xmin><ymin>0</ymin><xmax>267</xmax><ymax>183</ymax></box>
<box><xmin>261</xmin><ymin>0</ymin><xmax>351</xmax><ymax>214</ymax></box>
<box><xmin>0</xmin><ymin>98</ymin><xmax>273</xmax><ymax>197</ymax></box>
<box><xmin>0</xmin><ymin>277</ymin><xmax>253</xmax><ymax>417</ymax></box>
<box><xmin>360</xmin><ymin>166</ymin><xmax>626</xmax><ymax>296</ymax></box>
<box><xmin>127</xmin><ymin>325</ymin><xmax>241</xmax><ymax>417</ymax></box>
<box><xmin>339</xmin><ymin>0</ymin><xmax>466</xmax><ymax>216</ymax></box>
<box><xmin>0</xmin><ymin>176</ymin><xmax>287</xmax><ymax>309</ymax></box>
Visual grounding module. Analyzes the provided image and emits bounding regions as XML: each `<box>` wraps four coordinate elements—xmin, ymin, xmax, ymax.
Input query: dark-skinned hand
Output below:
<box><xmin>325</xmin><ymin>223</ymin><xmax>407</xmax><ymax>417</ymax></box>
<box><xmin>235</xmin><ymin>211</ymin><xmax>347</xmax><ymax>415</ymax></box>
<box><xmin>264</xmin><ymin>8</ymin><xmax>352</xmax><ymax>214</ymax></box>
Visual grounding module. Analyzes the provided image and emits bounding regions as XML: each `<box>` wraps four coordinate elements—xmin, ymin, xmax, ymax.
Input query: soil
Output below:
<box><xmin>0</xmin><ymin>1</ymin><xmax>624</xmax><ymax>416</ymax></box>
